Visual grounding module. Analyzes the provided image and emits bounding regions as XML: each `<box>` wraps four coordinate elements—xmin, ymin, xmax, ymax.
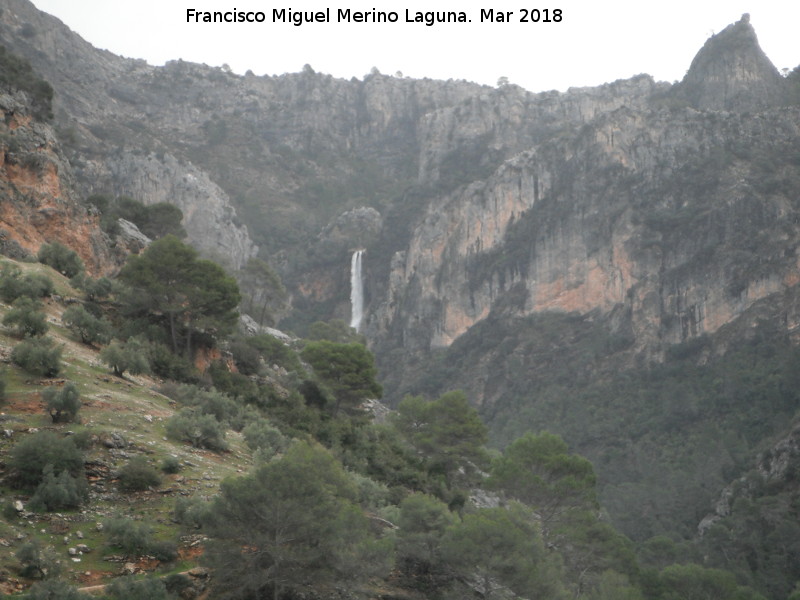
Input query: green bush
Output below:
<box><xmin>103</xmin><ymin>517</ymin><xmax>177</xmax><ymax>561</ymax></box>
<box><xmin>165</xmin><ymin>409</ymin><xmax>228</xmax><ymax>452</ymax></box>
<box><xmin>99</xmin><ymin>338</ymin><xmax>150</xmax><ymax>377</ymax></box>
<box><xmin>229</xmin><ymin>339</ymin><xmax>262</xmax><ymax>375</ymax></box>
<box><xmin>105</xmin><ymin>576</ymin><xmax>170</xmax><ymax>600</ymax></box>
<box><xmin>70</xmin><ymin>274</ymin><xmax>114</xmax><ymax>301</ymax></box>
<box><xmin>163</xmin><ymin>573</ymin><xmax>192</xmax><ymax>597</ymax></box>
<box><xmin>28</xmin><ymin>464</ymin><xmax>89</xmax><ymax>511</ymax></box>
<box><xmin>11</xmin><ymin>336</ymin><xmax>62</xmax><ymax>377</ymax></box>
<box><xmin>245</xmin><ymin>333</ymin><xmax>303</xmax><ymax>372</ymax></box>
<box><xmin>117</xmin><ymin>457</ymin><xmax>161</xmax><ymax>492</ymax></box>
<box><xmin>103</xmin><ymin>517</ymin><xmax>154</xmax><ymax>556</ymax></box>
<box><xmin>161</xmin><ymin>455</ymin><xmax>181</xmax><ymax>474</ymax></box>
<box><xmin>173</xmin><ymin>496</ymin><xmax>211</xmax><ymax>529</ymax></box>
<box><xmin>7</xmin><ymin>430</ymin><xmax>84</xmax><ymax>489</ymax></box>
<box><xmin>0</xmin><ymin>264</ymin><xmax>53</xmax><ymax>303</ymax></box>
<box><xmin>20</xmin><ymin>580</ymin><xmax>85</xmax><ymax>600</ymax></box>
<box><xmin>37</xmin><ymin>241</ymin><xmax>84</xmax><ymax>278</ymax></box>
<box><xmin>15</xmin><ymin>541</ymin><xmax>62</xmax><ymax>580</ymax></box>
<box><xmin>42</xmin><ymin>381</ymin><xmax>81</xmax><ymax>423</ymax></box>
<box><xmin>2</xmin><ymin>296</ymin><xmax>48</xmax><ymax>337</ymax></box>
<box><xmin>242</xmin><ymin>418</ymin><xmax>288</xmax><ymax>459</ymax></box>
<box><xmin>61</xmin><ymin>305</ymin><xmax>111</xmax><ymax>345</ymax></box>
<box><xmin>147</xmin><ymin>341</ymin><xmax>197</xmax><ymax>382</ymax></box>
<box><xmin>160</xmin><ymin>382</ymin><xmax>248</xmax><ymax>428</ymax></box>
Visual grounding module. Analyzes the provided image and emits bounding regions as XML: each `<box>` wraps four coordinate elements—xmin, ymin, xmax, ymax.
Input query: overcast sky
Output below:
<box><xmin>30</xmin><ymin>0</ymin><xmax>800</xmax><ymax>93</ymax></box>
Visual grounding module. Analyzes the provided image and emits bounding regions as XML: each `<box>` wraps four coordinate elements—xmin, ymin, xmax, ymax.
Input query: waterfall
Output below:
<box><xmin>349</xmin><ymin>250</ymin><xmax>364</xmax><ymax>332</ymax></box>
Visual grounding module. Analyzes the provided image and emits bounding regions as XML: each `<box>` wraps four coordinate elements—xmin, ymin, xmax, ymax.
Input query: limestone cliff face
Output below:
<box><xmin>370</xmin><ymin>104</ymin><xmax>800</xmax><ymax>360</ymax></box>
<box><xmin>0</xmin><ymin>88</ymin><xmax>114</xmax><ymax>273</ymax></box>
<box><xmin>365</xmin><ymin>18</ymin><xmax>797</xmax><ymax>372</ymax></box>
<box><xmin>84</xmin><ymin>152</ymin><xmax>255</xmax><ymax>270</ymax></box>
<box><xmin>2</xmin><ymin>2</ymin><xmax>797</xmax><ymax>387</ymax></box>
<box><xmin>0</xmin><ymin>0</ymin><xmax>257</xmax><ymax>269</ymax></box>
<box><xmin>676</xmin><ymin>14</ymin><xmax>786</xmax><ymax>111</ymax></box>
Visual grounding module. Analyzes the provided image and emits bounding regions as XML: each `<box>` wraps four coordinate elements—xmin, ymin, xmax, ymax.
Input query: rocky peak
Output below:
<box><xmin>677</xmin><ymin>13</ymin><xmax>786</xmax><ymax>111</ymax></box>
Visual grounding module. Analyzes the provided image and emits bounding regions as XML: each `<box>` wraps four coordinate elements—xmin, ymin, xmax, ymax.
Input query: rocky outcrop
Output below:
<box><xmin>371</xmin><ymin>101</ymin><xmax>800</xmax><ymax>358</ymax></box>
<box><xmin>0</xmin><ymin>0</ymin><xmax>257</xmax><ymax>270</ymax></box>
<box><xmin>94</xmin><ymin>152</ymin><xmax>256</xmax><ymax>269</ymax></box>
<box><xmin>115</xmin><ymin>218</ymin><xmax>150</xmax><ymax>254</ymax></box>
<box><xmin>0</xmin><ymin>88</ymin><xmax>114</xmax><ymax>273</ymax></box>
<box><xmin>675</xmin><ymin>14</ymin><xmax>787</xmax><ymax>111</ymax></box>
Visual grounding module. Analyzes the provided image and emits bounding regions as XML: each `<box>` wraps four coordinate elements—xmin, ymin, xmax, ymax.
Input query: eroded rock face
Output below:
<box><xmin>370</xmin><ymin>104</ymin><xmax>800</xmax><ymax>356</ymax></box>
<box><xmin>2</xmin><ymin>1</ymin><xmax>797</xmax><ymax>377</ymax></box>
<box><xmin>95</xmin><ymin>152</ymin><xmax>256</xmax><ymax>269</ymax></box>
<box><xmin>0</xmin><ymin>89</ymin><xmax>115</xmax><ymax>273</ymax></box>
<box><xmin>0</xmin><ymin>0</ymin><xmax>257</xmax><ymax>270</ymax></box>
<box><xmin>676</xmin><ymin>14</ymin><xmax>786</xmax><ymax>112</ymax></box>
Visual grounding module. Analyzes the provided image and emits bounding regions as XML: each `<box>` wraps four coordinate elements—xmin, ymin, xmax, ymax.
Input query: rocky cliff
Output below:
<box><xmin>0</xmin><ymin>86</ymin><xmax>115</xmax><ymax>272</ymax></box>
<box><xmin>0</xmin><ymin>0</ymin><xmax>256</xmax><ymax>268</ymax></box>
<box><xmin>4</xmin><ymin>4</ymin><xmax>798</xmax><ymax>382</ymax></box>
<box><xmin>3</xmin><ymin>3</ymin><xmax>797</xmax><ymax>392</ymax></box>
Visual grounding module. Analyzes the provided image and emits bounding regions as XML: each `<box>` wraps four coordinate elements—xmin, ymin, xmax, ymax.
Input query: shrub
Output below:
<box><xmin>229</xmin><ymin>339</ymin><xmax>262</xmax><ymax>375</ymax></box>
<box><xmin>7</xmin><ymin>430</ymin><xmax>84</xmax><ymax>489</ymax></box>
<box><xmin>247</xmin><ymin>333</ymin><xmax>303</xmax><ymax>372</ymax></box>
<box><xmin>22</xmin><ymin>580</ymin><xmax>85</xmax><ymax>600</ymax></box>
<box><xmin>15</xmin><ymin>540</ymin><xmax>62</xmax><ymax>580</ymax></box>
<box><xmin>103</xmin><ymin>517</ymin><xmax>177</xmax><ymax>561</ymax></box>
<box><xmin>161</xmin><ymin>455</ymin><xmax>181</xmax><ymax>474</ymax></box>
<box><xmin>37</xmin><ymin>241</ymin><xmax>84</xmax><ymax>278</ymax></box>
<box><xmin>166</xmin><ymin>409</ymin><xmax>228</xmax><ymax>451</ymax></box>
<box><xmin>0</xmin><ymin>45</ymin><xmax>54</xmax><ymax>121</ymax></box>
<box><xmin>61</xmin><ymin>305</ymin><xmax>111</xmax><ymax>345</ymax></box>
<box><xmin>173</xmin><ymin>496</ymin><xmax>211</xmax><ymax>529</ymax></box>
<box><xmin>160</xmin><ymin>382</ymin><xmax>247</xmax><ymax>428</ymax></box>
<box><xmin>146</xmin><ymin>341</ymin><xmax>196</xmax><ymax>382</ymax></box>
<box><xmin>163</xmin><ymin>573</ymin><xmax>192</xmax><ymax>597</ymax></box>
<box><xmin>11</xmin><ymin>336</ymin><xmax>62</xmax><ymax>377</ymax></box>
<box><xmin>242</xmin><ymin>418</ymin><xmax>288</xmax><ymax>459</ymax></box>
<box><xmin>105</xmin><ymin>576</ymin><xmax>169</xmax><ymax>600</ymax></box>
<box><xmin>0</xmin><ymin>264</ymin><xmax>54</xmax><ymax>303</ymax></box>
<box><xmin>103</xmin><ymin>517</ymin><xmax>154</xmax><ymax>556</ymax></box>
<box><xmin>2</xmin><ymin>296</ymin><xmax>48</xmax><ymax>337</ymax></box>
<box><xmin>117</xmin><ymin>457</ymin><xmax>161</xmax><ymax>492</ymax></box>
<box><xmin>70</xmin><ymin>274</ymin><xmax>113</xmax><ymax>301</ymax></box>
<box><xmin>208</xmin><ymin>360</ymin><xmax>258</xmax><ymax>400</ymax></box>
<box><xmin>100</xmin><ymin>338</ymin><xmax>150</xmax><ymax>377</ymax></box>
<box><xmin>28</xmin><ymin>464</ymin><xmax>89</xmax><ymax>511</ymax></box>
<box><xmin>42</xmin><ymin>381</ymin><xmax>81</xmax><ymax>423</ymax></box>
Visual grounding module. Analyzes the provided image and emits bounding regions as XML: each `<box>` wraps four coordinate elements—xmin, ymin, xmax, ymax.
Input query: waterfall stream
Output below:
<box><xmin>349</xmin><ymin>250</ymin><xmax>364</xmax><ymax>332</ymax></box>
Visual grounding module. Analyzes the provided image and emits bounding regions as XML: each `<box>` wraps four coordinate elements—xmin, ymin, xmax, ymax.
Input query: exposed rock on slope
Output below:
<box><xmin>0</xmin><ymin>0</ymin><xmax>257</xmax><ymax>269</ymax></box>
<box><xmin>676</xmin><ymin>14</ymin><xmax>787</xmax><ymax>111</ymax></box>
<box><xmin>0</xmin><ymin>88</ymin><xmax>114</xmax><ymax>272</ymax></box>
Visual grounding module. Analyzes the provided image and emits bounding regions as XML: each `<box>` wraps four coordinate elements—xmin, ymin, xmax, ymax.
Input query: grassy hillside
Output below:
<box><xmin>0</xmin><ymin>259</ymin><xmax>250</xmax><ymax>595</ymax></box>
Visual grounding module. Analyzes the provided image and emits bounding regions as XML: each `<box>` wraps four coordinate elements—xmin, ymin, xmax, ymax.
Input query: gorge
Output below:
<box><xmin>2</xmin><ymin>3</ymin><xmax>800</xmax><ymax>597</ymax></box>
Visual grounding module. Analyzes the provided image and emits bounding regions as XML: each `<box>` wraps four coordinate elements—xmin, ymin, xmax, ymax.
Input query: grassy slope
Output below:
<box><xmin>0</xmin><ymin>259</ymin><xmax>251</xmax><ymax>595</ymax></box>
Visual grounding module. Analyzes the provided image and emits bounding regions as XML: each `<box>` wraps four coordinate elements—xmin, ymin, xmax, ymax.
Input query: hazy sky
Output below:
<box><xmin>30</xmin><ymin>0</ymin><xmax>800</xmax><ymax>93</ymax></box>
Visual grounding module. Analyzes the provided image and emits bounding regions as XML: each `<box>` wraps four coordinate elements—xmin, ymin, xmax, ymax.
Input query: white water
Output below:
<box><xmin>349</xmin><ymin>250</ymin><xmax>364</xmax><ymax>332</ymax></box>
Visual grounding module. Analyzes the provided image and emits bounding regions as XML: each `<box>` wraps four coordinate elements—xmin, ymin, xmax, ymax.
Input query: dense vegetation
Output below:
<box><xmin>0</xmin><ymin>245</ymin><xmax>789</xmax><ymax>600</ymax></box>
